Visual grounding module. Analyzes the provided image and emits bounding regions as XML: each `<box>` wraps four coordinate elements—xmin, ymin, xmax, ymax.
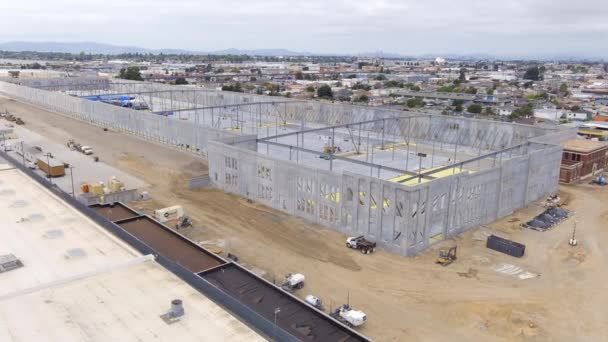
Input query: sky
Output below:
<box><xmin>0</xmin><ymin>0</ymin><xmax>607</xmax><ymax>57</ymax></box>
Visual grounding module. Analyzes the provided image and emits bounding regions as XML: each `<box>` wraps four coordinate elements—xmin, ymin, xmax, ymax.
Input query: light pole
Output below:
<box><xmin>69</xmin><ymin>166</ymin><xmax>76</xmax><ymax>198</ymax></box>
<box><xmin>20</xmin><ymin>141</ymin><xmax>25</xmax><ymax>165</ymax></box>
<box><xmin>274</xmin><ymin>307</ymin><xmax>281</xmax><ymax>341</ymax></box>
<box><xmin>417</xmin><ymin>152</ymin><xmax>427</xmax><ymax>184</ymax></box>
<box><xmin>46</xmin><ymin>152</ymin><xmax>53</xmax><ymax>184</ymax></box>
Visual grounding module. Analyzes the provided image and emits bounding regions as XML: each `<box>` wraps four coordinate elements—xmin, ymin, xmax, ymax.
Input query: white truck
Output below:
<box><xmin>281</xmin><ymin>273</ymin><xmax>305</xmax><ymax>292</ymax></box>
<box><xmin>154</xmin><ymin>205</ymin><xmax>185</xmax><ymax>225</ymax></box>
<box><xmin>81</xmin><ymin>146</ymin><xmax>94</xmax><ymax>155</ymax></box>
<box><xmin>330</xmin><ymin>304</ymin><xmax>367</xmax><ymax>328</ymax></box>
<box><xmin>304</xmin><ymin>295</ymin><xmax>324</xmax><ymax>311</ymax></box>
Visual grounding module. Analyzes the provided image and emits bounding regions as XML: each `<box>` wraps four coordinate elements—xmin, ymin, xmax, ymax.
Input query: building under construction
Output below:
<box><xmin>0</xmin><ymin>77</ymin><xmax>575</xmax><ymax>256</ymax></box>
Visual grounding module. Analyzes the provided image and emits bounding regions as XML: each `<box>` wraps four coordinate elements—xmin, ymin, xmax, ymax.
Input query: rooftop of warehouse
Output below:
<box><xmin>0</xmin><ymin>166</ymin><xmax>264</xmax><ymax>342</ymax></box>
<box><xmin>561</xmin><ymin>138</ymin><xmax>607</xmax><ymax>153</ymax></box>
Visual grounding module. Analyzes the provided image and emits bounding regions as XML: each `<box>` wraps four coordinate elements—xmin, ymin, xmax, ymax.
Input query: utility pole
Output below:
<box><xmin>20</xmin><ymin>141</ymin><xmax>25</xmax><ymax>165</ymax></box>
<box><xmin>70</xmin><ymin>166</ymin><xmax>76</xmax><ymax>198</ymax></box>
<box><xmin>46</xmin><ymin>152</ymin><xmax>53</xmax><ymax>185</ymax></box>
<box><xmin>273</xmin><ymin>307</ymin><xmax>281</xmax><ymax>341</ymax></box>
<box><xmin>569</xmin><ymin>221</ymin><xmax>578</xmax><ymax>246</ymax></box>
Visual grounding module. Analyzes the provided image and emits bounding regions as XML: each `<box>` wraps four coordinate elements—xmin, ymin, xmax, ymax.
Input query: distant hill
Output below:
<box><xmin>210</xmin><ymin>48</ymin><xmax>312</xmax><ymax>56</ymax></box>
<box><xmin>0</xmin><ymin>41</ymin><xmax>155</xmax><ymax>54</ymax></box>
<box><xmin>0</xmin><ymin>41</ymin><xmax>600</xmax><ymax>61</ymax></box>
<box><xmin>0</xmin><ymin>41</ymin><xmax>311</xmax><ymax>56</ymax></box>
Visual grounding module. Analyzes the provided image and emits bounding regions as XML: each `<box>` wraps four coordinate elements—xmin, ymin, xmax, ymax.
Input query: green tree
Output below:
<box><xmin>406</xmin><ymin>98</ymin><xmax>425</xmax><ymax>108</ymax></box>
<box><xmin>317</xmin><ymin>85</ymin><xmax>333</xmax><ymax>99</ymax></box>
<box><xmin>487</xmin><ymin>87</ymin><xmax>495</xmax><ymax>95</ymax></box>
<box><xmin>305</xmin><ymin>86</ymin><xmax>315</xmax><ymax>93</ymax></box>
<box><xmin>467</xmin><ymin>104</ymin><xmax>483</xmax><ymax>114</ymax></box>
<box><xmin>118</xmin><ymin>66</ymin><xmax>143</xmax><ymax>81</ymax></box>
<box><xmin>411</xmin><ymin>85</ymin><xmax>421</xmax><ymax>91</ymax></box>
<box><xmin>352</xmin><ymin>82</ymin><xmax>372</xmax><ymax>91</ymax></box>
<box><xmin>510</xmin><ymin>103</ymin><xmax>534</xmax><ymax>119</ymax></box>
<box><xmin>439</xmin><ymin>84</ymin><xmax>459</xmax><ymax>92</ymax></box>
<box><xmin>484</xmin><ymin>107</ymin><xmax>495</xmax><ymax>115</ymax></box>
<box><xmin>465</xmin><ymin>87</ymin><xmax>478</xmax><ymax>94</ymax></box>
<box><xmin>559</xmin><ymin>83</ymin><xmax>568</xmax><ymax>94</ymax></box>
<box><xmin>221</xmin><ymin>83</ymin><xmax>243</xmax><ymax>92</ymax></box>
<box><xmin>523</xmin><ymin>66</ymin><xmax>541</xmax><ymax>81</ymax></box>
<box><xmin>375</xmin><ymin>74</ymin><xmax>387</xmax><ymax>81</ymax></box>
<box><xmin>295</xmin><ymin>71</ymin><xmax>303</xmax><ymax>80</ymax></box>
<box><xmin>174</xmin><ymin>77</ymin><xmax>188</xmax><ymax>85</ymax></box>
<box><xmin>356</xmin><ymin>95</ymin><xmax>369</xmax><ymax>102</ymax></box>
<box><xmin>459</xmin><ymin>69</ymin><xmax>467</xmax><ymax>82</ymax></box>
<box><xmin>452</xmin><ymin>99</ymin><xmax>464</xmax><ymax>106</ymax></box>
<box><xmin>454</xmin><ymin>104</ymin><xmax>463</xmax><ymax>112</ymax></box>
<box><xmin>384</xmin><ymin>80</ymin><xmax>401</xmax><ymax>88</ymax></box>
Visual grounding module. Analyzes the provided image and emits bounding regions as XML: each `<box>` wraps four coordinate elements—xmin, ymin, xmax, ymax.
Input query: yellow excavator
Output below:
<box><xmin>436</xmin><ymin>246</ymin><xmax>457</xmax><ymax>266</ymax></box>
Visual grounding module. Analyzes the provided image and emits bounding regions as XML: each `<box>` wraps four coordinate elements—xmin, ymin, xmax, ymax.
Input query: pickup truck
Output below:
<box><xmin>345</xmin><ymin>235</ymin><xmax>377</xmax><ymax>254</ymax></box>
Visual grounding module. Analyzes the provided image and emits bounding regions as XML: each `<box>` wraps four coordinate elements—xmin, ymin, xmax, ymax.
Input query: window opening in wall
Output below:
<box><xmin>346</xmin><ymin>188</ymin><xmax>354</xmax><ymax>202</ymax></box>
<box><xmin>383</xmin><ymin>198</ymin><xmax>391</xmax><ymax>214</ymax></box>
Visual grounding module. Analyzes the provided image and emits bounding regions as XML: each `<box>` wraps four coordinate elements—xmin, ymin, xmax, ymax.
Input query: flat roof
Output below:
<box><xmin>96</xmin><ymin>203</ymin><xmax>369</xmax><ymax>342</ymax></box>
<box><xmin>0</xmin><ymin>167</ymin><xmax>263</xmax><ymax>342</ymax></box>
<box><xmin>561</xmin><ymin>139</ymin><xmax>607</xmax><ymax>153</ymax></box>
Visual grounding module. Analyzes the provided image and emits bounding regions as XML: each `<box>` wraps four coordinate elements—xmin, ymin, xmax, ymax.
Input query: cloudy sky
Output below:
<box><xmin>1</xmin><ymin>0</ymin><xmax>607</xmax><ymax>57</ymax></box>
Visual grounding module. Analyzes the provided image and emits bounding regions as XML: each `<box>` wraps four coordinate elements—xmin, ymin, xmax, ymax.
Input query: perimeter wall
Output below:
<box><xmin>0</xmin><ymin>81</ymin><xmax>241</xmax><ymax>154</ymax></box>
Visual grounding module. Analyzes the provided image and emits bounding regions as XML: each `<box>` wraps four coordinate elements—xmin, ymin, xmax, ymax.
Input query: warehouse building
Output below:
<box><xmin>0</xmin><ymin>163</ymin><xmax>264</xmax><ymax>342</ymax></box>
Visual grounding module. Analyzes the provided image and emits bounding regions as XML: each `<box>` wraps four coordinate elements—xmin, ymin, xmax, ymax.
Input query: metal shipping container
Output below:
<box><xmin>486</xmin><ymin>235</ymin><xmax>525</xmax><ymax>257</ymax></box>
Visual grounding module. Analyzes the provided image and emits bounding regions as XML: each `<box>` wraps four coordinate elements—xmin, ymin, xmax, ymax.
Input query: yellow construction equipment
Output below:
<box><xmin>436</xmin><ymin>246</ymin><xmax>457</xmax><ymax>266</ymax></box>
<box><xmin>323</xmin><ymin>145</ymin><xmax>337</xmax><ymax>154</ymax></box>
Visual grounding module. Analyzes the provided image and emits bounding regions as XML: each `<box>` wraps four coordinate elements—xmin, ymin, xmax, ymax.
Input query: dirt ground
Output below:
<box><xmin>3</xmin><ymin>97</ymin><xmax>608</xmax><ymax>341</ymax></box>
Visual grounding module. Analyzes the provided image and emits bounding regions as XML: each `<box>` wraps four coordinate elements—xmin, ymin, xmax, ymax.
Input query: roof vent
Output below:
<box><xmin>0</xmin><ymin>254</ymin><xmax>24</xmax><ymax>273</ymax></box>
<box><xmin>28</xmin><ymin>213</ymin><xmax>45</xmax><ymax>221</ymax></box>
<box><xmin>160</xmin><ymin>299</ymin><xmax>185</xmax><ymax>324</ymax></box>
<box><xmin>0</xmin><ymin>189</ymin><xmax>16</xmax><ymax>196</ymax></box>
<box><xmin>9</xmin><ymin>200</ymin><xmax>28</xmax><ymax>208</ymax></box>
<box><xmin>65</xmin><ymin>248</ymin><xmax>87</xmax><ymax>259</ymax></box>
<box><xmin>44</xmin><ymin>229</ymin><xmax>64</xmax><ymax>239</ymax></box>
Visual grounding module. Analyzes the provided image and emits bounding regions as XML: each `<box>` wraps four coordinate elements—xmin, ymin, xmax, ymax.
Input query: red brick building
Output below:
<box><xmin>559</xmin><ymin>139</ymin><xmax>608</xmax><ymax>183</ymax></box>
